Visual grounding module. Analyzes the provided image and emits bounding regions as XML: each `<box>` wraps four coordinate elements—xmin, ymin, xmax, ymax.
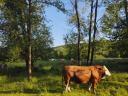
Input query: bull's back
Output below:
<box><xmin>63</xmin><ymin>65</ymin><xmax>93</xmax><ymax>71</ymax></box>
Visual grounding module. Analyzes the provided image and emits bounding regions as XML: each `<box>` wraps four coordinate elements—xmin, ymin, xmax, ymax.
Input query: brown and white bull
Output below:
<box><xmin>62</xmin><ymin>65</ymin><xmax>111</xmax><ymax>93</ymax></box>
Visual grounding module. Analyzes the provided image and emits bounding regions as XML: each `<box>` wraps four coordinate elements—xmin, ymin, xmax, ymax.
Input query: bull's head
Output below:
<box><xmin>95</xmin><ymin>65</ymin><xmax>111</xmax><ymax>79</ymax></box>
<box><xmin>101</xmin><ymin>66</ymin><xmax>111</xmax><ymax>79</ymax></box>
<box><xmin>103</xmin><ymin>66</ymin><xmax>111</xmax><ymax>76</ymax></box>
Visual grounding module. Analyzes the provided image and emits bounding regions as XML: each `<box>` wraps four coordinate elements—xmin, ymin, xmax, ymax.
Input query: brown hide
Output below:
<box><xmin>74</xmin><ymin>69</ymin><xmax>91</xmax><ymax>83</ymax></box>
<box><xmin>62</xmin><ymin>65</ymin><xmax>105</xmax><ymax>92</ymax></box>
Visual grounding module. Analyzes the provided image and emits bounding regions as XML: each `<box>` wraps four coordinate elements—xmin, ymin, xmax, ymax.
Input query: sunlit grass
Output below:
<box><xmin>0</xmin><ymin>60</ymin><xmax>128</xmax><ymax>95</ymax></box>
<box><xmin>0</xmin><ymin>72</ymin><xmax>128</xmax><ymax>96</ymax></box>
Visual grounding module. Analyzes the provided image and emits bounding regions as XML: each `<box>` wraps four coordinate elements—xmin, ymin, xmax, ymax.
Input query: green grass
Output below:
<box><xmin>0</xmin><ymin>59</ymin><xmax>128</xmax><ymax>96</ymax></box>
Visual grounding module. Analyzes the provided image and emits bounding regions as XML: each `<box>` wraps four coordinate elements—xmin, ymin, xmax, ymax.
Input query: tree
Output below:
<box><xmin>90</xmin><ymin>0</ymin><xmax>98</xmax><ymax>65</ymax></box>
<box><xmin>69</xmin><ymin>0</ymin><xmax>81</xmax><ymax>65</ymax></box>
<box><xmin>68</xmin><ymin>0</ymin><xmax>88</xmax><ymax>65</ymax></box>
<box><xmin>124</xmin><ymin>0</ymin><xmax>128</xmax><ymax>33</ymax></box>
<box><xmin>32</xmin><ymin>25</ymin><xmax>53</xmax><ymax>61</ymax></box>
<box><xmin>27</xmin><ymin>0</ymin><xmax>32</xmax><ymax>81</ymax></box>
<box><xmin>101</xmin><ymin>0</ymin><xmax>128</xmax><ymax>57</ymax></box>
<box><xmin>0</xmin><ymin>0</ymin><xmax>66</xmax><ymax>80</ymax></box>
<box><xmin>64</xmin><ymin>31</ymin><xmax>87</xmax><ymax>60</ymax></box>
<box><xmin>95</xmin><ymin>38</ymin><xmax>111</xmax><ymax>58</ymax></box>
<box><xmin>87</xmin><ymin>0</ymin><xmax>94</xmax><ymax>65</ymax></box>
<box><xmin>74</xmin><ymin>0</ymin><xmax>81</xmax><ymax>65</ymax></box>
<box><xmin>64</xmin><ymin>32</ymin><xmax>78</xmax><ymax>60</ymax></box>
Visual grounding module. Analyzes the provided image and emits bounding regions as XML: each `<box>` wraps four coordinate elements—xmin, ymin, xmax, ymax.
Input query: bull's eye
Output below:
<box><xmin>98</xmin><ymin>68</ymin><xmax>102</xmax><ymax>70</ymax></box>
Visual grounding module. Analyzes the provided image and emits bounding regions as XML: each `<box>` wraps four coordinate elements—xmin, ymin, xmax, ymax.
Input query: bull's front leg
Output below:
<box><xmin>92</xmin><ymin>80</ymin><xmax>98</xmax><ymax>94</ymax></box>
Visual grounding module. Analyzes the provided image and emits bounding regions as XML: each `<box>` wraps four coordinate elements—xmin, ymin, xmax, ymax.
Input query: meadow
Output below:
<box><xmin>0</xmin><ymin>59</ymin><xmax>128</xmax><ymax>96</ymax></box>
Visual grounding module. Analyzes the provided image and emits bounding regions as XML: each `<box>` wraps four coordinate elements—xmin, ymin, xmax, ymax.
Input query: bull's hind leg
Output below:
<box><xmin>88</xmin><ymin>83</ymin><xmax>92</xmax><ymax>91</ymax></box>
<box><xmin>65</xmin><ymin>80</ymin><xmax>71</xmax><ymax>92</ymax></box>
<box><xmin>67</xmin><ymin>86</ymin><xmax>71</xmax><ymax>92</ymax></box>
<box><xmin>65</xmin><ymin>82</ymin><xmax>69</xmax><ymax>92</ymax></box>
<box><xmin>65</xmin><ymin>78</ymin><xmax>71</xmax><ymax>92</ymax></box>
<box><xmin>65</xmin><ymin>77</ymin><xmax>71</xmax><ymax>92</ymax></box>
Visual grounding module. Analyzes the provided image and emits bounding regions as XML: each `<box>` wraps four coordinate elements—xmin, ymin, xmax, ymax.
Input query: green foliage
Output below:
<box><xmin>0</xmin><ymin>47</ymin><xmax>8</xmax><ymax>61</ymax></box>
<box><xmin>64</xmin><ymin>31</ymin><xmax>88</xmax><ymax>60</ymax></box>
<box><xmin>0</xmin><ymin>0</ymin><xmax>67</xmax><ymax>62</ymax></box>
<box><xmin>32</xmin><ymin>25</ymin><xmax>53</xmax><ymax>60</ymax></box>
<box><xmin>80</xmin><ymin>43</ymin><xmax>88</xmax><ymax>59</ymax></box>
<box><xmin>8</xmin><ymin>46</ymin><xmax>21</xmax><ymax>61</ymax></box>
<box><xmin>95</xmin><ymin>38</ymin><xmax>112</xmax><ymax>58</ymax></box>
<box><xmin>101</xmin><ymin>0</ymin><xmax>128</xmax><ymax>57</ymax></box>
<box><xmin>52</xmin><ymin>46</ymin><xmax>68</xmax><ymax>59</ymax></box>
<box><xmin>54</xmin><ymin>39</ymin><xmax>122</xmax><ymax>60</ymax></box>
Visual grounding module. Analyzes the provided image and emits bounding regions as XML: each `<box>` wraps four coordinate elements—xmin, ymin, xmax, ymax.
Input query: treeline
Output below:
<box><xmin>0</xmin><ymin>38</ymin><xmax>126</xmax><ymax>61</ymax></box>
<box><xmin>52</xmin><ymin>38</ymin><xmax>127</xmax><ymax>60</ymax></box>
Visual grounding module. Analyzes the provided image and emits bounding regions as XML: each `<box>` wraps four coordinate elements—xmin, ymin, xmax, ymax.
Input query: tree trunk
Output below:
<box><xmin>87</xmin><ymin>0</ymin><xmax>94</xmax><ymax>65</ymax></box>
<box><xmin>75</xmin><ymin>0</ymin><xmax>81</xmax><ymax>65</ymax></box>
<box><xmin>90</xmin><ymin>0</ymin><xmax>98</xmax><ymax>65</ymax></box>
<box><xmin>27</xmin><ymin>0</ymin><xmax>32</xmax><ymax>81</ymax></box>
<box><xmin>124</xmin><ymin>0</ymin><xmax>128</xmax><ymax>28</ymax></box>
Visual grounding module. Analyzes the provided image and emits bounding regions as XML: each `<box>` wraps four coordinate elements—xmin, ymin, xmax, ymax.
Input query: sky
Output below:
<box><xmin>45</xmin><ymin>0</ymin><xmax>105</xmax><ymax>47</ymax></box>
<box><xmin>45</xmin><ymin>7</ymin><xmax>70</xmax><ymax>47</ymax></box>
<box><xmin>45</xmin><ymin>1</ymin><xmax>71</xmax><ymax>47</ymax></box>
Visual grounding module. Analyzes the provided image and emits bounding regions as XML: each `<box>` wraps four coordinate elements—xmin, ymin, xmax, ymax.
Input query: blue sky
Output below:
<box><xmin>45</xmin><ymin>1</ymin><xmax>105</xmax><ymax>47</ymax></box>
<box><xmin>45</xmin><ymin>7</ymin><xmax>70</xmax><ymax>47</ymax></box>
<box><xmin>45</xmin><ymin>1</ymin><xmax>72</xmax><ymax>47</ymax></box>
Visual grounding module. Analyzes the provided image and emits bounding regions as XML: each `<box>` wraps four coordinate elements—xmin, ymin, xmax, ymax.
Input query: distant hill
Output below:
<box><xmin>53</xmin><ymin>45</ymin><xmax>68</xmax><ymax>56</ymax></box>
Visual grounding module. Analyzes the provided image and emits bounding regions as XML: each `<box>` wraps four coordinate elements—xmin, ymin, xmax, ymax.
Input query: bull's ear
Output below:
<box><xmin>95</xmin><ymin>65</ymin><xmax>102</xmax><ymax>70</ymax></box>
<box><xmin>97</xmin><ymin>67</ymin><xmax>102</xmax><ymax>70</ymax></box>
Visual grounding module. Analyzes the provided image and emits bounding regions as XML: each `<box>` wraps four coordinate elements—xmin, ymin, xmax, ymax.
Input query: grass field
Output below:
<box><xmin>0</xmin><ymin>59</ymin><xmax>128</xmax><ymax>96</ymax></box>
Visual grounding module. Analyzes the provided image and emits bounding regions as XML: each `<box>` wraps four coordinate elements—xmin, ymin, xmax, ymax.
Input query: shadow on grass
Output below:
<box><xmin>0</xmin><ymin>88</ymin><xmax>63</xmax><ymax>94</ymax></box>
<box><xmin>0</xmin><ymin>90</ymin><xmax>40</xmax><ymax>94</ymax></box>
<box><xmin>47</xmin><ymin>88</ymin><xmax>63</xmax><ymax>94</ymax></box>
<box><xmin>6</xmin><ymin>66</ymin><xmax>49</xmax><ymax>76</ymax></box>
